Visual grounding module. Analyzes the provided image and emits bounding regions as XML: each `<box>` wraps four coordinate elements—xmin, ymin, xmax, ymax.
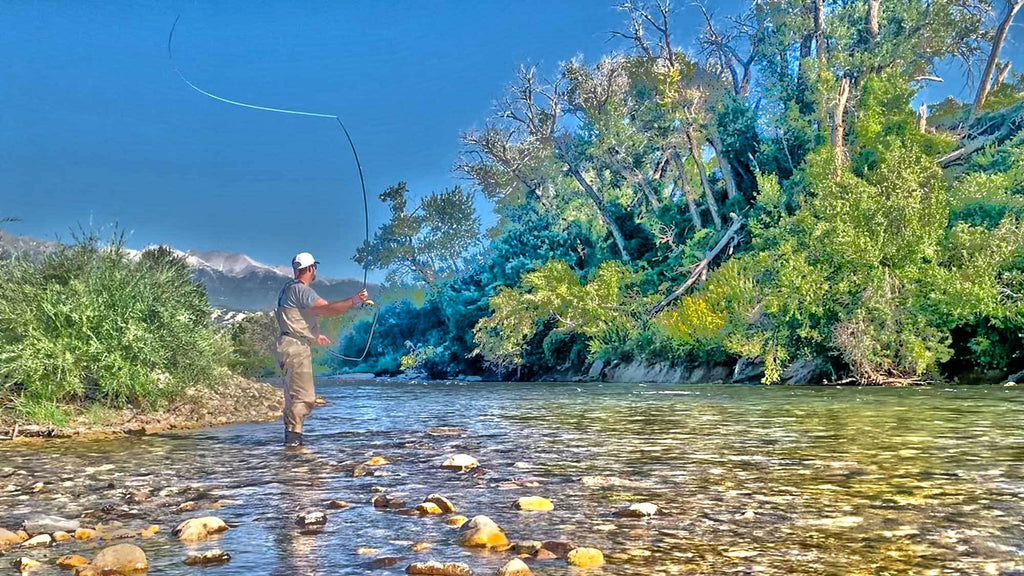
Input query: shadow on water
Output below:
<box><xmin>2</xmin><ymin>381</ymin><xmax>1023</xmax><ymax>574</ymax></box>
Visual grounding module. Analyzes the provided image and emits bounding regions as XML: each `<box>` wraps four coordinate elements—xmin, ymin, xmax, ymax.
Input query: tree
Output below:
<box><xmin>355</xmin><ymin>183</ymin><xmax>481</xmax><ymax>285</ymax></box>
<box><xmin>974</xmin><ymin>0</ymin><xmax>1024</xmax><ymax>115</ymax></box>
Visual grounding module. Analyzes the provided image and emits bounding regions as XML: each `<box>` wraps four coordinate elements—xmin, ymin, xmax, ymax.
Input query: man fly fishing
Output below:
<box><xmin>275</xmin><ymin>252</ymin><xmax>368</xmax><ymax>447</ymax></box>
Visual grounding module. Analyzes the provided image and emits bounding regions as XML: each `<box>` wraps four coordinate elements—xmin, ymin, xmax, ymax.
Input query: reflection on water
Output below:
<box><xmin>2</xmin><ymin>382</ymin><xmax>1023</xmax><ymax>575</ymax></box>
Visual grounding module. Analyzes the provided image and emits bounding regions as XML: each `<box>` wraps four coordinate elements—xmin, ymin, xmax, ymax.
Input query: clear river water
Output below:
<box><xmin>1</xmin><ymin>380</ymin><xmax>1023</xmax><ymax>575</ymax></box>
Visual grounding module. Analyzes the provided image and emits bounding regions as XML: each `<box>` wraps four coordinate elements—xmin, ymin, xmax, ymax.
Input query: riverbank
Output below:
<box><xmin>0</xmin><ymin>375</ymin><xmax>283</xmax><ymax>440</ymax></box>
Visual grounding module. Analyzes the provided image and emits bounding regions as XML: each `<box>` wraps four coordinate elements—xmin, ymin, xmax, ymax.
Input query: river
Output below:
<box><xmin>1</xmin><ymin>381</ymin><xmax>1023</xmax><ymax>575</ymax></box>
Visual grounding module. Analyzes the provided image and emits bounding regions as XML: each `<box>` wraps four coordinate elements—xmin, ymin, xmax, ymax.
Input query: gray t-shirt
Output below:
<box><xmin>278</xmin><ymin>281</ymin><xmax>321</xmax><ymax>310</ymax></box>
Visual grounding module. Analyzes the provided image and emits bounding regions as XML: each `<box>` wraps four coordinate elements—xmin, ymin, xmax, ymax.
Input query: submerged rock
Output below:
<box><xmin>410</xmin><ymin>541</ymin><xmax>431</xmax><ymax>552</ymax></box>
<box><xmin>566</xmin><ymin>547</ymin><xmax>605</xmax><ymax>568</ymax></box>
<box><xmin>366</xmin><ymin>456</ymin><xmax>390</xmax><ymax>466</ymax></box>
<box><xmin>184</xmin><ymin>549</ymin><xmax>231</xmax><ymax>566</ymax></box>
<box><xmin>92</xmin><ymin>543</ymin><xmax>148</xmax><ymax>574</ymax></box>
<box><xmin>458</xmin><ymin>515</ymin><xmax>509</xmax><ymax>549</ymax></box>
<box><xmin>0</xmin><ymin>527</ymin><xmax>26</xmax><ymax>547</ymax></box>
<box><xmin>513</xmin><ymin>496</ymin><xmax>553</xmax><ymax>512</ymax></box>
<box><xmin>296</xmin><ymin>511</ymin><xmax>327</xmax><ymax>527</ymax></box>
<box><xmin>514</xmin><ymin>540</ymin><xmax>543</xmax><ymax>555</ymax></box>
<box><xmin>495</xmin><ymin>558</ymin><xmax>533</xmax><ymax>576</ymax></box>
<box><xmin>20</xmin><ymin>534</ymin><xmax>51</xmax><ymax>548</ymax></box>
<box><xmin>424</xmin><ymin>494</ymin><xmax>457</xmax><ymax>513</ymax></box>
<box><xmin>328</xmin><ymin>499</ymin><xmax>352</xmax><ymax>509</ymax></box>
<box><xmin>540</xmin><ymin>540</ymin><xmax>574</xmax><ymax>557</ymax></box>
<box><xmin>441</xmin><ymin>454</ymin><xmax>478</xmax><ymax>472</ymax></box>
<box><xmin>173</xmin><ymin>516</ymin><xmax>228</xmax><ymax>541</ymax></box>
<box><xmin>57</xmin><ymin>555</ymin><xmax>90</xmax><ymax>568</ymax></box>
<box><xmin>372</xmin><ymin>494</ymin><xmax>405</xmax><ymax>510</ymax></box>
<box><xmin>405</xmin><ymin>560</ymin><xmax>474</xmax><ymax>575</ymax></box>
<box><xmin>445</xmin><ymin>515</ymin><xmax>469</xmax><ymax>528</ymax></box>
<box><xmin>23</xmin><ymin>514</ymin><xmax>80</xmax><ymax>535</ymax></box>
<box><xmin>615</xmin><ymin>502</ymin><xmax>659</xmax><ymax>518</ymax></box>
<box><xmin>370</xmin><ymin>556</ymin><xmax>401</xmax><ymax>569</ymax></box>
<box><xmin>416</xmin><ymin>502</ymin><xmax>443</xmax><ymax>515</ymax></box>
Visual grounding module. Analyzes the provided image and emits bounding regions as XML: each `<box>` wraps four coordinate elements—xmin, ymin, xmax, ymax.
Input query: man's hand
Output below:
<box><xmin>351</xmin><ymin>289</ymin><xmax>369</xmax><ymax>306</ymax></box>
<box><xmin>316</xmin><ymin>334</ymin><xmax>332</xmax><ymax>346</ymax></box>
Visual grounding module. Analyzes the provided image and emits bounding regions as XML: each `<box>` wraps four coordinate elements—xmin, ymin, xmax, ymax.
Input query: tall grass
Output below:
<box><xmin>0</xmin><ymin>232</ymin><xmax>229</xmax><ymax>415</ymax></box>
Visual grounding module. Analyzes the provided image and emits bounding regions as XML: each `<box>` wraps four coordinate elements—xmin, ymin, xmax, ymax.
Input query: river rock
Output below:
<box><xmin>566</xmin><ymin>547</ymin><xmax>605</xmax><ymax>567</ymax></box>
<box><xmin>514</xmin><ymin>540</ymin><xmax>543</xmax><ymax>554</ymax></box>
<box><xmin>424</xmin><ymin>494</ymin><xmax>457</xmax><ymax>513</ymax></box>
<box><xmin>372</xmin><ymin>494</ymin><xmax>405</xmax><ymax>509</ymax></box>
<box><xmin>615</xmin><ymin>502</ymin><xmax>659</xmax><ymax>518</ymax></box>
<box><xmin>513</xmin><ymin>496</ymin><xmax>553</xmax><ymax>512</ymax></box>
<box><xmin>370</xmin><ymin>557</ymin><xmax>401</xmax><ymax>569</ymax></box>
<box><xmin>23</xmin><ymin>514</ymin><xmax>80</xmax><ymax>535</ymax></box>
<box><xmin>296</xmin><ymin>511</ymin><xmax>327</xmax><ymax>527</ymax></box>
<box><xmin>184</xmin><ymin>549</ymin><xmax>231</xmax><ymax>566</ymax></box>
<box><xmin>366</xmin><ymin>456</ymin><xmax>390</xmax><ymax>466</ymax></box>
<box><xmin>441</xmin><ymin>454</ymin><xmax>478</xmax><ymax>471</ymax></box>
<box><xmin>0</xmin><ymin>527</ymin><xmax>25</xmax><ymax>547</ymax></box>
<box><xmin>495</xmin><ymin>558</ymin><xmax>533</xmax><ymax>576</ymax></box>
<box><xmin>406</xmin><ymin>561</ymin><xmax>474</xmax><ymax>575</ymax></box>
<box><xmin>93</xmin><ymin>543</ymin><xmax>148</xmax><ymax>574</ymax></box>
<box><xmin>173</xmin><ymin>516</ymin><xmax>228</xmax><ymax>541</ymax></box>
<box><xmin>328</xmin><ymin>499</ymin><xmax>352</xmax><ymax>509</ymax></box>
<box><xmin>587</xmin><ymin>360</ymin><xmax>605</xmax><ymax>379</ymax></box>
<box><xmin>74</xmin><ymin>528</ymin><xmax>98</xmax><ymax>540</ymax></box>
<box><xmin>14</xmin><ymin>557</ymin><xmax>40</xmax><ymax>573</ymax></box>
<box><xmin>53</xmin><ymin>530</ymin><xmax>72</xmax><ymax>542</ymax></box>
<box><xmin>57</xmin><ymin>555</ymin><xmax>90</xmax><ymax>568</ymax></box>
<box><xmin>445</xmin><ymin>515</ymin><xmax>469</xmax><ymax>528</ymax></box>
<box><xmin>140</xmin><ymin>525</ymin><xmax>159</xmax><ymax>538</ymax></box>
<box><xmin>534</xmin><ymin>548</ymin><xmax>557</xmax><ymax>560</ymax></box>
<box><xmin>458</xmin><ymin>515</ymin><xmax>509</xmax><ymax>549</ymax></box>
<box><xmin>21</xmin><ymin>534</ymin><xmax>51</xmax><ymax>548</ymax></box>
<box><xmin>356</xmin><ymin>547</ymin><xmax>380</xmax><ymax>555</ymax></box>
<box><xmin>72</xmin><ymin>567</ymin><xmax>101</xmax><ymax>576</ymax></box>
<box><xmin>540</xmin><ymin>540</ymin><xmax>574</xmax><ymax>557</ymax></box>
<box><xmin>411</xmin><ymin>541</ymin><xmax>431</xmax><ymax>552</ymax></box>
<box><xmin>416</xmin><ymin>502</ymin><xmax>443</xmax><ymax>515</ymax></box>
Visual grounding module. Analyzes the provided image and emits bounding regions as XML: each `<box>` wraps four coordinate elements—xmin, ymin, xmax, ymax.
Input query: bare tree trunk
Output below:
<box><xmin>918</xmin><ymin>103</ymin><xmax>928</xmax><ymax>132</ymax></box>
<box><xmin>831</xmin><ymin>76</ymin><xmax>852</xmax><ymax>170</ymax></box>
<box><xmin>673</xmin><ymin>151</ymin><xmax>703</xmax><ymax>230</ymax></box>
<box><xmin>686</xmin><ymin>127</ymin><xmax>723</xmax><ymax>230</ymax></box>
<box><xmin>974</xmin><ymin>0</ymin><xmax>1024</xmax><ymax>116</ymax></box>
<box><xmin>567</xmin><ymin>165</ymin><xmax>632</xmax><ymax>262</ymax></box>
<box><xmin>709</xmin><ymin>133</ymin><xmax>740</xmax><ymax>200</ymax></box>
<box><xmin>995</xmin><ymin>61</ymin><xmax>1013</xmax><ymax>87</ymax></box>
<box><xmin>867</xmin><ymin>0</ymin><xmax>881</xmax><ymax>41</ymax></box>
<box><xmin>814</xmin><ymin>0</ymin><xmax>826</xmax><ymax>61</ymax></box>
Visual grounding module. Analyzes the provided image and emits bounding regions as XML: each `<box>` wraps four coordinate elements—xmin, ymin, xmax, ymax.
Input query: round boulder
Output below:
<box><xmin>172</xmin><ymin>517</ymin><xmax>228</xmax><ymax>542</ymax></box>
<box><xmin>567</xmin><ymin>547</ymin><xmax>605</xmax><ymax>568</ymax></box>
<box><xmin>458</xmin><ymin>515</ymin><xmax>509</xmax><ymax>549</ymax></box>
<box><xmin>513</xmin><ymin>496</ymin><xmax>553</xmax><ymax>512</ymax></box>
<box><xmin>496</xmin><ymin>558</ymin><xmax>533</xmax><ymax>576</ymax></box>
<box><xmin>93</xmin><ymin>543</ymin><xmax>148</xmax><ymax>574</ymax></box>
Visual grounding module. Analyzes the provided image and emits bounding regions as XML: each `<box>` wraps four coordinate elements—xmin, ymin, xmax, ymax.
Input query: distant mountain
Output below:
<box><xmin>0</xmin><ymin>231</ymin><xmax>376</xmax><ymax>312</ymax></box>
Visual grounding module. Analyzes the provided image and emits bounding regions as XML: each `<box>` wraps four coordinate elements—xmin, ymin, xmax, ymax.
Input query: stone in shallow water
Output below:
<box><xmin>356</xmin><ymin>547</ymin><xmax>380</xmax><ymax>555</ymax></box>
<box><xmin>496</xmin><ymin>558</ymin><xmax>533</xmax><ymax>576</ymax></box>
<box><xmin>405</xmin><ymin>560</ymin><xmax>474</xmax><ymax>575</ymax></box>
<box><xmin>445</xmin><ymin>515</ymin><xmax>469</xmax><ymax>528</ymax></box>
<box><xmin>424</xmin><ymin>494</ymin><xmax>457</xmax><ymax>513</ymax></box>
<box><xmin>74</xmin><ymin>528</ymin><xmax>98</xmax><ymax>541</ymax></box>
<box><xmin>369</xmin><ymin>556</ymin><xmax>401</xmax><ymax>569</ymax></box>
<box><xmin>20</xmin><ymin>534</ymin><xmax>51</xmax><ymax>548</ymax></box>
<box><xmin>296</xmin><ymin>511</ymin><xmax>327</xmax><ymax>527</ymax></box>
<box><xmin>416</xmin><ymin>502</ymin><xmax>443</xmax><ymax>515</ymax></box>
<box><xmin>539</xmin><ymin>540</ymin><xmax>574</xmax><ymax>557</ymax></box>
<box><xmin>14</xmin><ymin>557</ymin><xmax>41</xmax><ymax>573</ymax></box>
<box><xmin>366</xmin><ymin>456</ymin><xmax>390</xmax><ymax>466</ymax></box>
<box><xmin>372</xmin><ymin>494</ymin><xmax>405</xmax><ymax>509</ymax></box>
<box><xmin>183</xmin><ymin>549</ymin><xmax>231</xmax><ymax>566</ymax></box>
<box><xmin>566</xmin><ymin>547</ymin><xmax>605</xmax><ymax>568</ymax></box>
<box><xmin>441</xmin><ymin>454</ymin><xmax>478</xmax><ymax>471</ymax></box>
<box><xmin>458</xmin><ymin>515</ymin><xmax>509</xmax><ymax>549</ymax></box>
<box><xmin>513</xmin><ymin>496</ymin><xmax>554</xmax><ymax>512</ymax></box>
<box><xmin>0</xmin><ymin>527</ymin><xmax>26</xmax><ymax>547</ymax></box>
<box><xmin>22</xmin><ymin>514</ymin><xmax>80</xmax><ymax>535</ymax></box>
<box><xmin>173</xmin><ymin>516</ymin><xmax>228</xmax><ymax>542</ymax></box>
<box><xmin>57</xmin><ymin>554</ymin><xmax>90</xmax><ymax>568</ymax></box>
<box><xmin>328</xmin><ymin>499</ymin><xmax>352</xmax><ymax>509</ymax></box>
<box><xmin>615</xmin><ymin>502</ymin><xmax>659</xmax><ymax>518</ymax></box>
<box><xmin>410</xmin><ymin>541</ymin><xmax>431</xmax><ymax>552</ymax></box>
<box><xmin>93</xmin><ymin>543</ymin><xmax>148</xmax><ymax>574</ymax></box>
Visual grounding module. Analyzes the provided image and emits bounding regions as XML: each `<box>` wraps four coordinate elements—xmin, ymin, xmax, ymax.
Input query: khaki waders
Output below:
<box><xmin>274</xmin><ymin>304</ymin><xmax>317</xmax><ymax>435</ymax></box>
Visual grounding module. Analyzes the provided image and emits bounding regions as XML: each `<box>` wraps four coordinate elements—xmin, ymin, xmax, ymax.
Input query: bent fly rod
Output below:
<box><xmin>168</xmin><ymin>15</ymin><xmax>378</xmax><ymax>361</ymax></box>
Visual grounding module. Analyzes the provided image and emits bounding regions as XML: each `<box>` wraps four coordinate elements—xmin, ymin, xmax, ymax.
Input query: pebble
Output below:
<box><xmin>566</xmin><ymin>547</ymin><xmax>605</xmax><ymax>567</ymax></box>
<box><xmin>440</xmin><ymin>454</ymin><xmax>479</xmax><ymax>472</ymax></box>
<box><xmin>173</xmin><ymin>517</ymin><xmax>229</xmax><ymax>542</ymax></box>
<box><xmin>495</xmin><ymin>558</ymin><xmax>533</xmax><ymax>576</ymax></box>
<box><xmin>406</xmin><ymin>560</ymin><xmax>474</xmax><ymax>575</ymax></box>
<box><xmin>184</xmin><ymin>549</ymin><xmax>232</xmax><ymax>566</ymax></box>
<box><xmin>513</xmin><ymin>496</ymin><xmax>554</xmax><ymax>512</ymax></box>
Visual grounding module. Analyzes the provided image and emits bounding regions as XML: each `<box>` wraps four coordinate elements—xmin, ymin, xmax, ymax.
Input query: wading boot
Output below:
<box><xmin>285</xmin><ymin>430</ymin><xmax>303</xmax><ymax>447</ymax></box>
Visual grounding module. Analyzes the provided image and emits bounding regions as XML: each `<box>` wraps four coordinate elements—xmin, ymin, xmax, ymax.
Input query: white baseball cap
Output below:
<box><xmin>291</xmin><ymin>252</ymin><xmax>319</xmax><ymax>270</ymax></box>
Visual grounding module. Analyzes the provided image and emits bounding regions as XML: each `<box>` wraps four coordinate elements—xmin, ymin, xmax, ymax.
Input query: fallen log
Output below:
<box><xmin>648</xmin><ymin>215</ymin><xmax>745</xmax><ymax>317</ymax></box>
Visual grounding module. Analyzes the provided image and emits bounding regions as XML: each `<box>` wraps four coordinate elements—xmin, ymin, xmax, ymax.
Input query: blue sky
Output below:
<box><xmin>1</xmin><ymin>1</ymin><xmax>1018</xmax><ymax>278</ymax></box>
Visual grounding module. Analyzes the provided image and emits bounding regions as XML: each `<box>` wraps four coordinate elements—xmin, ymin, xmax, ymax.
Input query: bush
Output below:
<box><xmin>226</xmin><ymin>313</ymin><xmax>279</xmax><ymax>379</ymax></box>
<box><xmin>0</xmin><ymin>234</ymin><xmax>229</xmax><ymax>411</ymax></box>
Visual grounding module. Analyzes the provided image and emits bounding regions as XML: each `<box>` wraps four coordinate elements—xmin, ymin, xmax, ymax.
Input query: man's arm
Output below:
<box><xmin>309</xmin><ymin>290</ymin><xmax>368</xmax><ymax>316</ymax></box>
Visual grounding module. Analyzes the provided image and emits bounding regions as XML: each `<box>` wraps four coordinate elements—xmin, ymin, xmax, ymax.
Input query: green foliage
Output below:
<box><xmin>0</xmin><ymin>235</ymin><xmax>229</xmax><ymax>412</ymax></box>
<box><xmin>226</xmin><ymin>313</ymin><xmax>278</xmax><ymax>379</ymax></box>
